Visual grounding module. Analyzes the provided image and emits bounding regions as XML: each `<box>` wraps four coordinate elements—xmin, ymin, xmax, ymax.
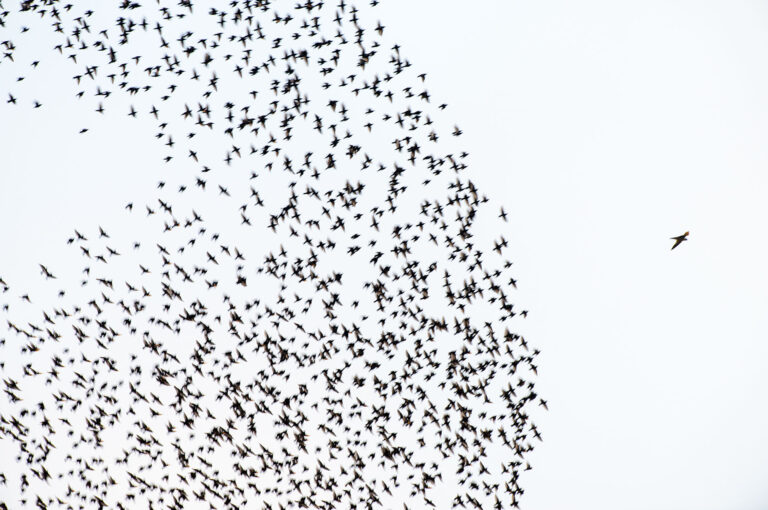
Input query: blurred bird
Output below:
<box><xmin>670</xmin><ymin>231</ymin><xmax>689</xmax><ymax>250</ymax></box>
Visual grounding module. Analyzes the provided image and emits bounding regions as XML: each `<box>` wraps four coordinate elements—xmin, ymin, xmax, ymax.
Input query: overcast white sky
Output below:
<box><xmin>2</xmin><ymin>1</ymin><xmax>768</xmax><ymax>509</ymax></box>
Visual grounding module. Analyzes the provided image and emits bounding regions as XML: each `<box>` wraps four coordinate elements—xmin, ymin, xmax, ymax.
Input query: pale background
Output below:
<box><xmin>2</xmin><ymin>1</ymin><xmax>768</xmax><ymax>509</ymax></box>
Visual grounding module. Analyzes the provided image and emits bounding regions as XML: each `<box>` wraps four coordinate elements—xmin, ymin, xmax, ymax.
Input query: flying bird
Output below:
<box><xmin>670</xmin><ymin>231</ymin><xmax>689</xmax><ymax>250</ymax></box>
<box><xmin>39</xmin><ymin>264</ymin><xmax>55</xmax><ymax>279</ymax></box>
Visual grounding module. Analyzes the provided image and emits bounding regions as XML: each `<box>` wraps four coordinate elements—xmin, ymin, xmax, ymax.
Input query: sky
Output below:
<box><xmin>2</xmin><ymin>1</ymin><xmax>768</xmax><ymax>509</ymax></box>
<box><xmin>371</xmin><ymin>1</ymin><xmax>768</xmax><ymax>509</ymax></box>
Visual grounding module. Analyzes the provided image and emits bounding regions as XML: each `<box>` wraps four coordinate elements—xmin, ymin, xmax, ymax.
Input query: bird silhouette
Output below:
<box><xmin>670</xmin><ymin>231</ymin><xmax>689</xmax><ymax>250</ymax></box>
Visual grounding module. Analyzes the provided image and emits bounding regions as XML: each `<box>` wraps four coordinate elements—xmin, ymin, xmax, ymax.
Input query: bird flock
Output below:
<box><xmin>0</xmin><ymin>1</ymin><xmax>543</xmax><ymax>509</ymax></box>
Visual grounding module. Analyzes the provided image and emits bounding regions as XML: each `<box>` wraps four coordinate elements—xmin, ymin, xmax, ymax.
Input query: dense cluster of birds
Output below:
<box><xmin>0</xmin><ymin>1</ymin><xmax>543</xmax><ymax>509</ymax></box>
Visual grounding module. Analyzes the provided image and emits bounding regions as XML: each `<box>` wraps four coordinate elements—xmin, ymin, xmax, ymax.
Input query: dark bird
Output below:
<box><xmin>670</xmin><ymin>231</ymin><xmax>689</xmax><ymax>250</ymax></box>
<box><xmin>39</xmin><ymin>264</ymin><xmax>56</xmax><ymax>279</ymax></box>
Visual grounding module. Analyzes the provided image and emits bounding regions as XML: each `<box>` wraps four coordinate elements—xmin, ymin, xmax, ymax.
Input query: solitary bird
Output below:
<box><xmin>670</xmin><ymin>231</ymin><xmax>689</xmax><ymax>250</ymax></box>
